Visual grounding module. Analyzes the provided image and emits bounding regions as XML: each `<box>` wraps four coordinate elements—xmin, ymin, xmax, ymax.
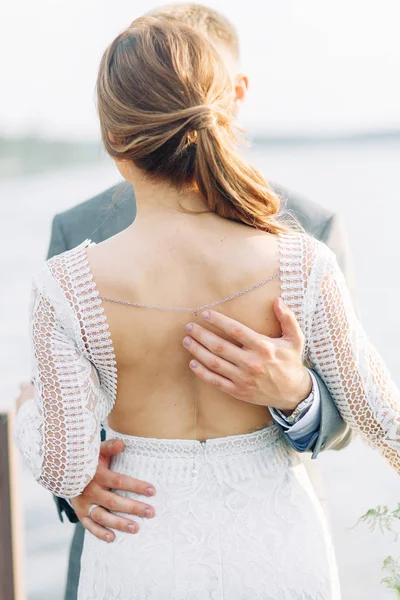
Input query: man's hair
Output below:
<box><xmin>145</xmin><ymin>3</ymin><xmax>240</xmax><ymax>60</ymax></box>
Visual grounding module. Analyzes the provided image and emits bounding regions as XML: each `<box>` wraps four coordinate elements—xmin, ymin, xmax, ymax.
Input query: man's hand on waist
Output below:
<box><xmin>70</xmin><ymin>439</ymin><xmax>156</xmax><ymax>543</ymax></box>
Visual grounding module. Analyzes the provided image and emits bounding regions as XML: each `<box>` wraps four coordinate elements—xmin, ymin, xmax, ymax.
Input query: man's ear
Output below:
<box><xmin>233</xmin><ymin>73</ymin><xmax>249</xmax><ymax>113</ymax></box>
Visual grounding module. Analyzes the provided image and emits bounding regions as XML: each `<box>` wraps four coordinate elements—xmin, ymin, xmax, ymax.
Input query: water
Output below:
<box><xmin>1</xmin><ymin>139</ymin><xmax>399</xmax><ymax>600</ymax></box>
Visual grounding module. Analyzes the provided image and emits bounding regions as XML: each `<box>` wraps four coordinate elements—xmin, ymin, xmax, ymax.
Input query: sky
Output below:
<box><xmin>1</xmin><ymin>0</ymin><xmax>400</xmax><ymax>140</ymax></box>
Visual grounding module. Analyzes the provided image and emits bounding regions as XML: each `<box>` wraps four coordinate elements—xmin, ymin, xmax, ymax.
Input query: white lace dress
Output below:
<box><xmin>15</xmin><ymin>232</ymin><xmax>400</xmax><ymax>600</ymax></box>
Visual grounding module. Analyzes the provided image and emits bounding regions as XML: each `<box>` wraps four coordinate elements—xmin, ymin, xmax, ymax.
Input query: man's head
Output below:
<box><xmin>144</xmin><ymin>3</ymin><xmax>248</xmax><ymax>112</ymax></box>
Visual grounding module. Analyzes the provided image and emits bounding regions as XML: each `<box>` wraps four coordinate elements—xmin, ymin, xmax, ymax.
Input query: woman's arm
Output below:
<box><xmin>14</xmin><ymin>271</ymin><xmax>109</xmax><ymax>498</ymax></box>
<box><xmin>307</xmin><ymin>246</ymin><xmax>400</xmax><ymax>473</ymax></box>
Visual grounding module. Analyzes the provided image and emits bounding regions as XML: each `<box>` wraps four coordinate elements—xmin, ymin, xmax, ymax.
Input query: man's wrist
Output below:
<box><xmin>273</xmin><ymin>368</ymin><xmax>315</xmax><ymax>421</ymax></box>
<box><xmin>276</xmin><ymin>389</ymin><xmax>314</xmax><ymax>425</ymax></box>
<box><xmin>278</xmin><ymin>368</ymin><xmax>313</xmax><ymax>416</ymax></box>
<box><xmin>269</xmin><ymin>370</ymin><xmax>321</xmax><ymax>436</ymax></box>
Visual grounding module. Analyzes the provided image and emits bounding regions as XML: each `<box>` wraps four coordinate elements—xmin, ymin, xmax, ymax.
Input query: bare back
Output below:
<box><xmin>87</xmin><ymin>209</ymin><xmax>282</xmax><ymax>441</ymax></box>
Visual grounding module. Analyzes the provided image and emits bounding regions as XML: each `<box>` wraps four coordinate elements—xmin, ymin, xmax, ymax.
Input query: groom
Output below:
<box><xmin>17</xmin><ymin>4</ymin><xmax>354</xmax><ymax>600</ymax></box>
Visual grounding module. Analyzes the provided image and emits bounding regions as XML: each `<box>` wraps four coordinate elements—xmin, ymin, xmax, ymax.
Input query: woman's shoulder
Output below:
<box><xmin>33</xmin><ymin>239</ymin><xmax>95</xmax><ymax>307</ymax></box>
<box><xmin>32</xmin><ymin>239</ymin><xmax>107</xmax><ymax>348</ymax></box>
<box><xmin>279</xmin><ymin>230</ymin><xmax>334</xmax><ymax>269</ymax></box>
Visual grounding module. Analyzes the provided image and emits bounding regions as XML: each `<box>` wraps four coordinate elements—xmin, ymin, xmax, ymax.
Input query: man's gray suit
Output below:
<box><xmin>46</xmin><ymin>181</ymin><xmax>353</xmax><ymax>600</ymax></box>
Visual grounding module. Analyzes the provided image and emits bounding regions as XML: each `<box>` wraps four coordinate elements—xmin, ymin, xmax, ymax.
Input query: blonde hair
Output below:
<box><xmin>97</xmin><ymin>17</ymin><xmax>287</xmax><ymax>234</ymax></box>
<box><xmin>146</xmin><ymin>3</ymin><xmax>240</xmax><ymax>60</ymax></box>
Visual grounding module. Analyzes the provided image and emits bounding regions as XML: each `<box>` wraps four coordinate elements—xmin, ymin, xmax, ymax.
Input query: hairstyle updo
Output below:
<box><xmin>97</xmin><ymin>17</ymin><xmax>287</xmax><ymax>233</ymax></box>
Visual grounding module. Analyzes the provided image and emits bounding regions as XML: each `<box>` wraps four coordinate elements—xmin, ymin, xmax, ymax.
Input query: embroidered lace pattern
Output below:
<box><xmin>15</xmin><ymin>232</ymin><xmax>400</xmax><ymax>490</ymax></box>
<box><xmin>14</xmin><ymin>231</ymin><xmax>400</xmax><ymax>599</ymax></box>
<box><xmin>279</xmin><ymin>233</ymin><xmax>400</xmax><ymax>472</ymax></box>
<box><xmin>15</xmin><ymin>241</ymin><xmax>117</xmax><ymax>498</ymax></box>
<box><xmin>78</xmin><ymin>422</ymin><xmax>341</xmax><ymax>600</ymax></box>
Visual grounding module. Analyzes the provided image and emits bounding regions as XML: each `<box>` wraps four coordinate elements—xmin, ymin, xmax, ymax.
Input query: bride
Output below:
<box><xmin>15</xmin><ymin>16</ymin><xmax>399</xmax><ymax>600</ymax></box>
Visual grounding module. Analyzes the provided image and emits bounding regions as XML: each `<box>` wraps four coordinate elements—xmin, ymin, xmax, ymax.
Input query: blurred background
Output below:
<box><xmin>1</xmin><ymin>0</ymin><xmax>399</xmax><ymax>598</ymax></box>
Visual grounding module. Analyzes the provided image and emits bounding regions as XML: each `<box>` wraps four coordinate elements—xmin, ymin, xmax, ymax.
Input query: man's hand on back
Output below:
<box><xmin>183</xmin><ymin>298</ymin><xmax>312</xmax><ymax>414</ymax></box>
<box><xmin>70</xmin><ymin>439</ymin><xmax>156</xmax><ymax>543</ymax></box>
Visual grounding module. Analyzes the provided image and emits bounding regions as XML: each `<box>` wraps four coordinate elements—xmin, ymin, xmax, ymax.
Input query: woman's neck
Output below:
<box><xmin>123</xmin><ymin>168</ymin><xmax>208</xmax><ymax>217</ymax></box>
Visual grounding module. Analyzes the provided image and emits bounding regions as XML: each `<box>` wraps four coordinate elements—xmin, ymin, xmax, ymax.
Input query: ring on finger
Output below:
<box><xmin>88</xmin><ymin>503</ymin><xmax>100</xmax><ymax>518</ymax></box>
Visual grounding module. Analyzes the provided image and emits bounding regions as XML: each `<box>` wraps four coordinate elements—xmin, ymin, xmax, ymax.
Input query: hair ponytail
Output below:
<box><xmin>97</xmin><ymin>17</ymin><xmax>288</xmax><ymax>234</ymax></box>
<box><xmin>194</xmin><ymin>111</ymin><xmax>286</xmax><ymax>233</ymax></box>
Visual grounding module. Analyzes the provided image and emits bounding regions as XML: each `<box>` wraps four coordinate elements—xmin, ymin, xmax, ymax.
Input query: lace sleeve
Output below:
<box><xmin>15</xmin><ymin>269</ymin><xmax>110</xmax><ymax>499</ymax></box>
<box><xmin>307</xmin><ymin>243</ymin><xmax>400</xmax><ymax>473</ymax></box>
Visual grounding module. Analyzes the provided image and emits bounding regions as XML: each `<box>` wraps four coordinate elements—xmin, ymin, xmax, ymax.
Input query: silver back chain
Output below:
<box><xmin>100</xmin><ymin>269</ymin><xmax>280</xmax><ymax>478</ymax></box>
<box><xmin>100</xmin><ymin>270</ymin><xmax>280</xmax><ymax>313</ymax></box>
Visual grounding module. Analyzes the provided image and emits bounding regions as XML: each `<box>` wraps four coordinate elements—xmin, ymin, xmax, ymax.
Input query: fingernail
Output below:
<box><xmin>202</xmin><ymin>311</ymin><xmax>210</xmax><ymax>320</ymax></box>
<box><xmin>105</xmin><ymin>533</ymin><xmax>113</xmax><ymax>543</ymax></box>
<box><xmin>144</xmin><ymin>508</ymin><xmax>154</xmax><ymax>518</ymax></box>
<box><xmin>185</xmin><ymin>323</ymin><xmax>193</xmax><ymax>333</ymax></box>
<box><xmin>146</xmin><ymin>487</ymin><xmax>156</xmax><ymax>496</ymax></box>
<box><xmin>183</xmin><ymin>336</ymin><xmax>191</xmax><ymax>348</ymax></box>
<box><xmin>278</xmin><ymin>298</ymin><xmax>286</xmax><ymax>310</ymax></box>
<box><xmin>127</xmin><ymin>524</ymin><xmax>136</xmax><ymax>533</ymax></box>
<box><xmin>190</xmin><ymin>360</ymin><xmax>199</xmax><ymax>369</ymax></box>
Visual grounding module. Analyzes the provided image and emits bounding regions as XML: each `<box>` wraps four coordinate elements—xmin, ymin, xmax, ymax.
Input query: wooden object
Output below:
<box><xmin>0</xmin><ymin>411</ymin><xmax>26</xmax><ymax>600</ymax></box>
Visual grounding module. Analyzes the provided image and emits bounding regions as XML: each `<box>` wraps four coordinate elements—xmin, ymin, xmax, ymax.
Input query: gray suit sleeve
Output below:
<box><xmin>47</xmin><ymin>214</ymin><xmax>69</xmax><ymax>259</ymax></box>
<box><xmin>310</xmin><ymin>372</ymin><xmax>354</xmax><ymax>456</ymax></box>
<box><xmin>320</xmin><ymin>213</ymin><xmax>356</xmax><ymax>299</ymax></box>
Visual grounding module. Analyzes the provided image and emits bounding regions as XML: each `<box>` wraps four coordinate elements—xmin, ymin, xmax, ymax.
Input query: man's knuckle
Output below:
<box><xmin>258</xmin><ymin>340</ymin><xmax>272</xmax><ymax>357</ymax></box>
<box><xmin>92</xmin><ymin>510</ymin><xmax>104</xmax><ymax>525</ymax></box>
<box><xmin>213</xmin><ymin>342</ymin><xmax>225</xmax><ymax>354</ymax></box>
<box><xmin>242</xmin><ymin>356</ymin><xmax>253</xmax><ymax>370</ymax></box>
<box><xmin>100</xmin><ymin>514</ymin><xmax>114</xmax><ymax>528</ymax></box>
<box><xmin>211</xmin><ymin>377</ymin><xmax>221</xmax><ymax>388</ymax></box>
<box><xmin>112</xmin><ymin>475</ymin><xmax>123</xmax><ymax>489</ymax></box>
<box><xmin>210</xmin><ymin>358</ymin><xmax>221</xmax><ymax>371</ymax></box>
<box><xmin>108</xmin><ymin>498</ymin><xmax>118</xmax><ymax>511</ymax></box>
<box><xmin>93</xmin><ymin>471</ymin><xmax>103</xmax><ymax>483</ymax></box>
<box><xmin>241</xmin><ymin>376</ymin><xmax>256</xmax><ymax>389</ymax></box>
<box><xmin>129</xmin><ymin>501</ymin><xmax>140</xmax><ymax>515</ymax></box>
<box><xmin>83</xmin><ymin>488</ymin><xmax>95</xmax><ymax>502</ymax></box>
<box><xmin>136</xmin><ymin>482</ymin><xmax>148</xmax><ymax>495</ymax></box>
<box><xmin>247</xmin><ymin>361</ymin><xmax>264</xmax><ymax>376</ymax></box>
<box><xmin>230</xmin><ymin>325</ymin><xmax>242</xmax><ymax>339</ymax></box>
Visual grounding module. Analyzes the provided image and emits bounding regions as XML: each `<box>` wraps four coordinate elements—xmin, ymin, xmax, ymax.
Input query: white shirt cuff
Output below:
<box><xmin>269</xmin><ymin>371</ymin><xmax>321</xmax><ymax>441</ymax></box>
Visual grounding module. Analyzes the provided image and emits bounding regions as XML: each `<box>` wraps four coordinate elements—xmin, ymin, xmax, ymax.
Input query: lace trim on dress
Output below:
<box><xmin>279</xmin><ymin>232</ymin><xmax>311</xmax><ymax>357</ymax></box>
<box><xmin>47</xmin><ymin>239</ymin><xmax>118</xmax><ymax>405</ymax></box>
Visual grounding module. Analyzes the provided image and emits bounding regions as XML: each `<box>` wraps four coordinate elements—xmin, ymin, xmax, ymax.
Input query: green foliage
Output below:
<box><xmin>381</xmin><ymin>557</ymin><xmax>400</xmax><ymax>598</ymax></box>
<box><xmin>358</xmin><ymin>504</ymin><xmax>400</xmax><ymax>596</ymax></box>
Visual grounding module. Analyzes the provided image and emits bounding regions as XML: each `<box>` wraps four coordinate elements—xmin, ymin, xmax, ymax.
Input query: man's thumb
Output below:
<box><xmin>273</xmin><ymin>297</ymin><xmax>303</xmax><ymax>343</ymax></box>
<box><xmin>99</xmin><ymin>438</ymin><xmax>124</xmax><ymax>458</ymax></box>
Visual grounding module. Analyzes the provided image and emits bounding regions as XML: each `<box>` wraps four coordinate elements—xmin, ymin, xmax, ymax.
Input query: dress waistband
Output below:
<box><xmin>104</xmin><ymin>422</ymin><xmax>297</xmax><ymax>482</ymax></box>
<box><xmin>104</xmin><ymin>422</ymin><xmax>282</xmax><ymax>457</ymax></box>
